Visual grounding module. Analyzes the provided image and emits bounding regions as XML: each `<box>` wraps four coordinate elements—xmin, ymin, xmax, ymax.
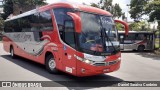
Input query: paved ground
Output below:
<box><xmin>0</xmin><ymin>43</ymin><xmax>160</xmax><ymax>90</ymax></box>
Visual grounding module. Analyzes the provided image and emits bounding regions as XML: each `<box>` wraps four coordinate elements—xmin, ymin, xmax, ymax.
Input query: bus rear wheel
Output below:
<box><xmin>138</xmin><ymin>45</ymin><xmax>145</xmax><ymax>52</ymax></box>
<box><xmin>10</xmin><ymin>47</ymin><xmax>16</xmax><ymax>59</ymax></box>
<box><xmin>45</xmin><ymin>54</ymin><xmax>58</xmax><ymax>74</ymax></box>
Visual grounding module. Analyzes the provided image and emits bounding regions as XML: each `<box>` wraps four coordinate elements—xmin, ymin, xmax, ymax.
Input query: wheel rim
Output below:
<box><xmin>11</xmin><ymin>49</ymin><xmax>13</xmax><ymax>57</ymax></box>
<box><xmin>48</xmin><ymin>59</ymin><xmax>56</xmax><ymax>70</ymax></box>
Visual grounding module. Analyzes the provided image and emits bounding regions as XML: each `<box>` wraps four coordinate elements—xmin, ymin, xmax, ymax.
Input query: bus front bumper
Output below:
<box><xmin>76</xmin><ymin>59</ymin><xmax>121</xmax><ymax>77</ymax></box>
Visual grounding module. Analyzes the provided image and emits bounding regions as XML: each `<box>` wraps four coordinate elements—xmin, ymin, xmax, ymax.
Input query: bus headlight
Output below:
<box><xmin>84</xmin><ymin>59</ymin><xmax>94</xmax><ymax>64</ymax></box>
<box><xmin>74</xmin><ymin>55</ymin><xmax>94</xmax><ymax>65</ymax></box>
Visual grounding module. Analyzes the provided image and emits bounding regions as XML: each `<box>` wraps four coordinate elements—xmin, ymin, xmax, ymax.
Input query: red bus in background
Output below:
<box><xmin>3</xmin><ymin>3</ymin><xmax>129</xmax><ymax>77</ymax></box>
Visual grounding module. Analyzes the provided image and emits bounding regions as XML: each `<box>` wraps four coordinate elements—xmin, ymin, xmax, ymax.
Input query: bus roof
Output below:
<box><xmin>5</xmin><ymin>2</ymin><xmax>112</xmax><ymax>22</ymax></box>
<box><xmin>40</xmin><ymin>2</ymin><xmax>112</xmax><ymax>16</ymax></box>
<box><xmin>118</xmin><ymin>31</ymin><xmax>154</xmax><ymax>34</ymax></box>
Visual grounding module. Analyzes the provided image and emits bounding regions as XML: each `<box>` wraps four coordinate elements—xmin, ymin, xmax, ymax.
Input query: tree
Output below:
<box><xmin>129</xmin><ymin>0</ymin><xmax>160</xmax><ymax>25</ymax></box>
<box><xmin>90</xmin><ymin>3</ymin><xmax>99</xmax><ymax>8</ymax></box>
<box><xmin>129</xmin><ymin>0</ymin><xmax>148</xmax><ymax>21</ymax></box>
<box><xmin>116</xmin><ymin>23</ymin><xmax>124</xmax><ymax>31</ymax></box>
<box><xmin>129</xmin><ymin>21</ymin><xmax>149</xmax><ymax>31</ymax></box>
<box><xmin>13</xmin><ymin>0</ymin><xmax>47</xmax><ymax>15</ymax></box>
<box><xmin>91</xmin><ymin>0</ymin><xmax>124</xmax><ymax>19</ymax></box>
<box><xmin>0</xmin><ymin>17</ymin><xmax>4</xmax><ymax>32</ymax></box>
<box><xmin>130</xmin><ymin>0</ymin><xmax>160</xmax><ymax>48</ymax></box>
<box><xmin>1</xmin><ymin>0</ymin><xmax>13</xmax><ymax>19</ymax></box>
<box><xmin>113</xmin><ymin>3</ymin><xmax>123</xmax><ymax>18</ymax></box>
<box><xmin>13</xmin><ymin>0</ymin><xmax>46</xmax><ymax>7</ymax></box>
<box><xmin>2</xmin><ymin>0</ymin><xmax>47</xmax><ymax>20</ymax></box>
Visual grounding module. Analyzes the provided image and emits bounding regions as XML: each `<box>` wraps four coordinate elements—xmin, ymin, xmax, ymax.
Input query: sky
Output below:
<box><xmin>46</xmin><ymin>0</ymin><xmax>132</xmax><ymax>21</ymax></box>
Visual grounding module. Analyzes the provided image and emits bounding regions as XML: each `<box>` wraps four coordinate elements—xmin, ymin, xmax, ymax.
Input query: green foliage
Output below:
<box><xmin>113</xmin><ymin>3</ymin><xmax>122</xmax><ymax>18</ymax></box>
<box><xmin>129</xmin><ymin>21</ymin><xmax>149</xmax><ymax>31</ymax></box>
<box><xmin>2</xmin><ymin>0</ymin><xmax>47</xmax><ymax>20</ymax></box>
<box><xmin>129</xmin><ymin>0</ymin><xmax>148</xmax><ymax>20</ymax></box>
<box><xmin>116</xmin><ymin>23</ymin><xmax>124</xmax><ymax>31</ymax></box>
<box><xmin>116</xmin><ymin>21</ymin><xmax>150</xmax><ymax>31</ymax></box>
<box><xmin>1</xmin><ymin>0</ymin><xmax>13</xmax><ymax>19</ymax></box>
<box><xmin>90</xmin><ymin>3</ymin><xmax>99</xmax><ymax>8</ymax></box>
<box><xmin>13</xmin><ymin>0</ymin><xmax>47</xmax><ymax>6</ymax></box>
<box><xmin>90</xmin><ymin>0</ymin><xmax>124</xmax><ymax>19</ymax></box>
<box><xmin>129</xmin><ymin>0</ymin><xmax>160</xmax><ymax>22</ymax></box>
<box><xmin>0</xmin><ymin>17</ymin><xmax>4</xmax><ymax>32</ymax></box>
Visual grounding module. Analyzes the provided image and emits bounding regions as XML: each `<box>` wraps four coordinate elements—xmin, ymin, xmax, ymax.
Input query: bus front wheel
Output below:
<box><xmin>138</xmin><ymin>45</ymin><xmax>145</xmax><ymax>52</ymax></box>
<box><xmin>10</xmin><ymin>46</ymin><xmax>16</xmax><ymax>59</ymax></box>
<box><xmin>45</xmin><ymin>54</ymin><xmax>58</xmax><ymax>74</ymax></box>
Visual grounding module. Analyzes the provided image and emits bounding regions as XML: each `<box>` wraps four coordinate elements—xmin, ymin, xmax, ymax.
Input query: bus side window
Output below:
<box><xmin>4</xmin><ymin>22</ymin><xmax>14</xmax><ymax>33</ymax></box>
<box><xmin>39</xmin><ymin>10</ymin><xmax>53</xmax><ymax>31</ymax></box>
<box><xmin>30</xmin><ymin>13</ymin><xmax>40</xmax><ymax>32</ymax></box>
<box><xmin>136</xmin><ymin>34</ymin><xmax>145</xmax><ymax>40</ymax></box>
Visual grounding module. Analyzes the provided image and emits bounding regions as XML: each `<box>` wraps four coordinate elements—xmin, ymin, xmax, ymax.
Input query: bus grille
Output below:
<box><xmin>93</xmin><ymin>62</ymin><xmax>106</xmax><ymax>66</ymax></box>
<box><xmin>93</xmin><ymin>60</ymin><xmax>119</xmax><ymax>66</ymax></box>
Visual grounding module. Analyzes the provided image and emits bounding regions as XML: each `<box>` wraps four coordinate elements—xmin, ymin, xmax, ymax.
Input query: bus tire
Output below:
<box><xmin>10</xmin><ymin>46</ymin><xmax>16</xmax><ymax>59</ymax></box>
<box><xmin>138</xmin><ymin>45</ymin><xmax>145</xmax><ymax>52</ymax></box>
<box><xmin>45</xmin><ymin>54</ymin><xmax>58</xmax><ymax>74</ymax></box>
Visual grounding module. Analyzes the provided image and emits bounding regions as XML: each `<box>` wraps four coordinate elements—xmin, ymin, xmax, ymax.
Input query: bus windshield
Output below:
<box><xmin>79</xmin><ymin>12</ymin><xmax>119</xmax><ymax>55</ymax></box>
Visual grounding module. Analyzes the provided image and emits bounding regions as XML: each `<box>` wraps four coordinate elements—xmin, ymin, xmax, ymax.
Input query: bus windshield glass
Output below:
<box><xmin>79</xmin><ymin>12</ymin><xmax>119</xmax><ymax>55</ymax></box>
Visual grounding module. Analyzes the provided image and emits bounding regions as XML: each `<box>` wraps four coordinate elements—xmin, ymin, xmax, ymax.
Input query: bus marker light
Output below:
<box><xmin>81</xmin><ymin>68</ymin><xmax>85</xmax><ymax>73</ymax></box>
<box><xmin>68</xmin><ymin>55</ymin><xmax>72</xmax><ymax>59</ymax></box>
<box><xmin>66</xmin><ymin>67</ymin><xmax>72</xmax><ymax>73</ymax></box>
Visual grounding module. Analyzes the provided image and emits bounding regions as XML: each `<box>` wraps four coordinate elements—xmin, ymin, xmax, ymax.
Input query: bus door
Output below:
<box><xmin>119</xmin><ymin>34</ymin><xmax>125</xmax><ymax>50</ymax></box>
<box><xmin>146</xmin><ymin>34</ymin><xmax>154</xmax><ymax>50</ymax></box>
<box><xmin>53</xmin><ymin>8</ymin><xmax>78</xmax><ymax>75</ymax></box>
<box><xmin>61</xmin><ymin>20</ymin><xmax>77</xmax><ymax>75</ymax></box>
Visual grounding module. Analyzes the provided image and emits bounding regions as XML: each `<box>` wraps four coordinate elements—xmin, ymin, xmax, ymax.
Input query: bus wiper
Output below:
<box><xmin>101</xmin><ymin>28</ymin><xmax>107</xmax><ymax>52</ymax></box>
<box><xmin>102</xmin><ymin>28</ymin><xmax>117</xmax><ymax>53</ymax></box>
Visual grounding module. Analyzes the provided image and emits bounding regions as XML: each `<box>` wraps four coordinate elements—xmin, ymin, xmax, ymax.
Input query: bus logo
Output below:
<box><xmin>2</xmin><ymin>82</ymin><xmax>11</xmax><ymax>87</ymax></box>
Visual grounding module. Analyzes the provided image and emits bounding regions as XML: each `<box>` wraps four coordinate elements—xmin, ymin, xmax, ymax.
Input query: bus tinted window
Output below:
<box><xmin>125</xmin><ymin>34</ymin><xmax>135</xmax><ymax>40</ymax></box>
<box><xmin>30</xmin><ymin>13</ymin><xmax>40</xmax><ymax>32</ymax></box>
<box><xmin>4</xmin><ymin>10</ymin><xmax>53</xmax><ymax>33</ymax></box>
<box><xmin>39</xmin><ymin>10</ymin><xmax>53</xmax><ymax>31</ymax></box>
<box><xmin>4</xmin><ymin>21</ymin><xmax>14</xmax><ymax>32</ymax></box>
<box><xmin>54</xmin><ymin>8</ymin><xmax>72</xmax><ymax>32</ymax></box>
<box><xmin>136</xmin><ymin>34</ymin><xmax>145</xmax><ymax>40</ymax></box>
<box><xmin>64</xmin><ymin>20</ymin><xmax>75</xmax><ymax>48</ymax></box>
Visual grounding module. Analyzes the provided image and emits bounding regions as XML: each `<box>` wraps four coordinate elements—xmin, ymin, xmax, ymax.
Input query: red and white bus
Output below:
<box><xmin>3</xmin><ymin>3</ymin><xmax>129</xmax><ymax>77</ymax></box>
<box><xmin>119</xmin><ymin>31</ymin><xmax>155</xmax><ymax>51</ymax></box>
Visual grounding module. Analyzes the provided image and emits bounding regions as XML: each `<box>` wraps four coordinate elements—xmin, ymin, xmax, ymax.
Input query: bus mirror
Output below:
<box><xmin>115</xmin><ymin>20</ymin><xmax>129</xmax><ymax>36</ymax></box>
<box><xmin>67</xmin><ymin>12</ymin><xmax>81</xmax><ymax>33</ymax></box>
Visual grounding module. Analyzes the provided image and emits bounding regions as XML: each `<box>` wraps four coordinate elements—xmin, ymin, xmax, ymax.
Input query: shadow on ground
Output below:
<box><xmin>1</xmin><ymin>55</ymin><xmax>126</xmax><ymax>89</ymax></box>
<box><xmin>122</xmin><ymin>50</ymin><xmax>160</xmax><ymax>60</ymax></box>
